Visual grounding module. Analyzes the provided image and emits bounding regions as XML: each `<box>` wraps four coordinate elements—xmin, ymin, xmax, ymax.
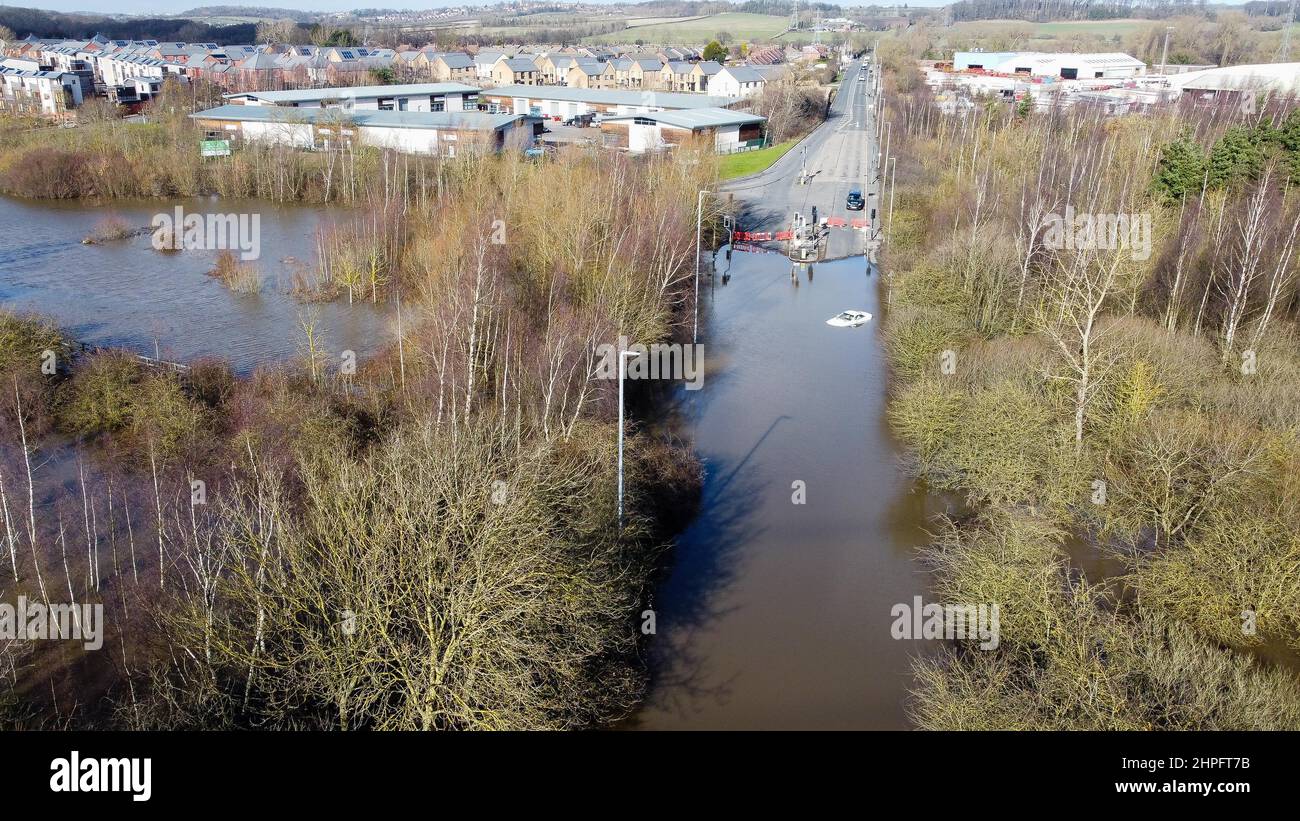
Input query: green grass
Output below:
<box><xmin>719</xmin><ymin>139</ymin><xmax>797</xmax><ymax>180</ymax></box>
<box><xmin>584</xmin><ymin>12</ymin><xmax>790</xmax><ymax>45</ymax></box>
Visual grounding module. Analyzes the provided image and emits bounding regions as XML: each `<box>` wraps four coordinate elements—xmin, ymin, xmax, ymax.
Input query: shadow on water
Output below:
<box><xmin>639</xmin><ymin>414</ymin><xmax>787</xmax><ymax>717</ymax></box>
<box><xmin>632</xmin><ymin>249</ymin><xmax>937</xmax><ymax>730</ymax></box>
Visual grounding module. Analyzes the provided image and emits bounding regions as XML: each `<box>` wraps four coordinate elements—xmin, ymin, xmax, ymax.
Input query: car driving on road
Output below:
<box><xmin>846</xmin><ymin>189</ymin><xmax>865</xmax><ymax>211</ymax></box>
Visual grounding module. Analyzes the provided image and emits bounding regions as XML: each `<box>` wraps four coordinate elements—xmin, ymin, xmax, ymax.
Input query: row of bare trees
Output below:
<box><xmin>879</xmin><ymin>62</ymin><xmax>1300</xmax><ymax>727</ymax></box>
<box><xmin>0</xmin><ymin>141</ymin><xmax>714</xmax><ymax>728</ymax></box>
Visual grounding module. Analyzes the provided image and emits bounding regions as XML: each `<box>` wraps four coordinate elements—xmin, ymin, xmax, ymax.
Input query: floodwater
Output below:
<box><xmin>0</xmin><ymin>193</ymin><xmax>947</xmax><ymax>727</ymax></box>
<box><xmin>0</xmin><ymin>195</ymin><xmax>391</xmax><ymax>373</ymax></box>
<box><xmin>634</xmin><ymin>250</ymin><xmax>949</xmax><ymax>730</ymax></box>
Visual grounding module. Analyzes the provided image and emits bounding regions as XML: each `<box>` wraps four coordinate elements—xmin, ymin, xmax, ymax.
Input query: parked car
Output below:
<box><xmin>846</xmin><ymin>189</ymin><xmax>865</xmax><ymax>211</ymax></box>
<box><xmin>563</xmin><ymin>113</ymin><xmax>595</xmax><ymax>128</ymax></box>
<box><xmin>826</xmin><ymin>310</ymin><xmax>872</xmax><ymax>327</ymax></box>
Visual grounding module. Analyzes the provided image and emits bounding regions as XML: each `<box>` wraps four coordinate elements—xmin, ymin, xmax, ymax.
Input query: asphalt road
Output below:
<box><xmin>723</xmin><ymin>60</ymin><xmax>881</xmax><ymax>261</ymax></box>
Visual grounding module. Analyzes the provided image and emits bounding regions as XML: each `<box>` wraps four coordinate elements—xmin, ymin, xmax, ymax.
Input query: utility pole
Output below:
<box><xmin>878</xmin><ymin>120</ymin><xmax>891</xmax><ymax>178</ymax></box>
<box><xmin>617</xmin><ymin>348</ymin><xmax>637</xmax><ymax>530</ymax></box>
<box><xmin>1280</xmin><ymin>0</ymin><xmax>1297</xmax><ymax>63</ymax></box>
<box><xmin>887</xmin><ymin>156</ymin><xmax>897</xmax><ymax>240</ymax></box>
<box><xmin>1160</xmin><ymin>26</ymin><xmax>1173</xmax><ymax>75</ymax></box>
<box><xmin>694</xmin><ymin>189</ymin><xmax>713</xmax><ymax>345</ymax></box>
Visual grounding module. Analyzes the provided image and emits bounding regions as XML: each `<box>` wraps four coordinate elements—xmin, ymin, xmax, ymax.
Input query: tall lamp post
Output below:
<box><xmin>887</xmin><ymin>155</ymin><xmax>897</xmax><ymax>240</ymax></box>
<box><xmin>617</xmin><ymin>348</ymin><xmax>638</xmax><ymax>530</ymax></box>
<box><xmin>878</xmin><ymin>120</ymin><xmax>892</xmax><ymax>179</ymax></box>
<box><xmin>695</xmin><ymin>189</ymin><xmax>714</xmax><ymax>345</ymax></box>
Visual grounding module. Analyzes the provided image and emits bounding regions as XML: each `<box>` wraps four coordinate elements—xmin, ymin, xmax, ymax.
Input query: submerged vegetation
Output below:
<box><xmin>0</xmin><ymin>136</ymin><xmax>717</xmax><ymax>728</ymax></box>
<box><xmin>81</xmin><ymin>215</ymin><xmax>137</xmax><ymax>245</ymax></box>
<box><xmin>878</xmin><ymin>50</ymin><xmax>1300</xmax><ymax>729</ymax></box>
<box><xmin>208</xmin><ymin>250</ymin><xmax>263</xmax><ymax>294</ymax></box>
<box><xmin>0</xmin><ymin>81</ymin><xmax>434</xmax><ymax>205</ymax></box>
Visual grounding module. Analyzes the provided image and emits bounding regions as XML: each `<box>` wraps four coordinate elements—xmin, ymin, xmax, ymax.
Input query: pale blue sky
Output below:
<box><xmin>17</xmin><ymin>0</ymin><xmax>1250</xmax><ymax>15</ymax></box>
<box><xmin>12</xmin><ymin>0</ymin><xmax>961</xmax><ymax>13</ymax></box>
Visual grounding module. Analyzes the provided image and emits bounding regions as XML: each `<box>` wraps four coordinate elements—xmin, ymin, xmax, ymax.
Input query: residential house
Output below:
<box><xmin>473</xmin><ymin>50</ymin><xmax>510</xmax><ymax>80</ymax></box>
<box><xmin>711</xmin><ymin>65</ymin><xmax>766</xmax><ymax>99</ymax></box>
<box><xmin>0</xmin><ymin>65</ymin><xmax>85</xmax><ymax>114</ymax></box>
<box><xmin>430</xmin><ymin>52</ymin><xmax>475</xmax><ymax>83</ymax></box>
<box><xmin>566</xmin><ymin>60</ymin><xmax>616</xmax><ymax>89</ymax></box>
<box><xmin>659</xmin><ymin>61</ymin><xmax>718</xmax><ymax>93</ymax></box>
<box><xmin>491</xmin><ymin>56</ymin><xmax>541</xmax><ymax>86</ymax></box>
<box><xmin>632</xmin><ymin>56</ymin><xmax>664</xmax><ymax>90</ymax></box>
<box><xmin>394</xmin><ymin>48</ymin><xmax>434</xmax><ymax>77</ymax></box>
<box><xmin>656</xmin><ymin>47</ymin><xmax>698</xmax><ymax>64</ymax></box>
<box><xmin>748</xmin><ymin>45</ymin><xmax>785</xmax><ymax>65</ymax></box>
<box><xmin>536</xmin><ymin>53</ymin><xmax>576</xmax><ymax>85</ymax></box>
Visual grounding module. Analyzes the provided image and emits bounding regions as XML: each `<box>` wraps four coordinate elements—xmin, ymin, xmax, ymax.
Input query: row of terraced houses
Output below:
<box><xmin>0</xmin><ymin>34</ymin><xmax>823</xmax><ymax>115</ymax></box>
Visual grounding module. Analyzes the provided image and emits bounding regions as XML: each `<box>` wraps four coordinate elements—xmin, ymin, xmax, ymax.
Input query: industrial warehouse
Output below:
<box><xmin>189</xmin><ymin>102</ymin><xmax>539</xmax><ymax>155</ymax></box>
<box><xmin>189</xmin><ymin>80</ymin><xmax>768</xmax><ymax>156</ymax></box>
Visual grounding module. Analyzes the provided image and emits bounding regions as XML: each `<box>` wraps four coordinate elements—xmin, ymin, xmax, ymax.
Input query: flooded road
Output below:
<box><xmin>635</xmin><ymin>250</ymin><xmax>941</xmax><ymax>729</ymax></box>
<box><xmin>0</xmin><ymin>196</ymin><xmax>391</xmax><ymax>373</ymax></box>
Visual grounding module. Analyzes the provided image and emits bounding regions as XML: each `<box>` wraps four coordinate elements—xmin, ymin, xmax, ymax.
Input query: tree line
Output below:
<box><xmin>0</xmin><ymin>5</ymin><xmax>256</xmax><ymax>44</ymax></box>
<box><xmin>949</xmin><ymin>0</ymin><xmax>1211</xmax><ymax>24</ymax></box>
<box><xmin>0</xmin><ymin>110</ymin><xmax>722</xmax><ymax>729</ymax></box>
<box><xmin>875</xmin><ymin>54</ymin><xmax>1300</xmax><ymax>729</ymax></box>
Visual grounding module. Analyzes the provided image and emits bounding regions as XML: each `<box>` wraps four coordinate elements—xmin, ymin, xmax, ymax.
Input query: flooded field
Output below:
<box><xmin>0</xmin><ymin>195</ymin><xmax>391</xmax><ymax>373</ymax></box>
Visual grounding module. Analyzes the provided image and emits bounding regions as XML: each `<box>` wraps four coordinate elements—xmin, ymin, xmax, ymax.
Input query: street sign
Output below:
<box><xmin>200</xmin><ymin>139</ymin><xmax>231</xmax><ymax>157</ymax></box>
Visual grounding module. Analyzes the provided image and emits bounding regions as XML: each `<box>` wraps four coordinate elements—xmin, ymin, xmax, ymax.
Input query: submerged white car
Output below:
<box><xmin>826</xmin><ymin>310</ymin><xmax>872</xmax><ymax>327</ymax></box>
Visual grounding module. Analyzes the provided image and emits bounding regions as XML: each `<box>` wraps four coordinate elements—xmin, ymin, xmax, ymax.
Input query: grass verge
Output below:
<box><xmin>719</xmin><ymin>139</ymin><xmax>797</xmax><ymax>180</ymax></box>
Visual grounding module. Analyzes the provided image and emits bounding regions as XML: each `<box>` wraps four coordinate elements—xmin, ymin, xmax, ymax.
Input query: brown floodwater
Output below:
<box><xmin>632</xmin><ymin>250</ymin><xmax>951</xmax><ymax>730</ymax></box>
<box><xmin>0</xmin><ymin>195</ymin><xmax>392</xmax><ymax>373</ymax></box>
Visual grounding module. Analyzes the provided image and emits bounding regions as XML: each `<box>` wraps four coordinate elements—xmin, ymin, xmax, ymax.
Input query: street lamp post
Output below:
<box><xmin>887</xmin><ymin>155</ymin><xmax>897</xmax><ymax>240</ymax></box>
<box><xmin>878</xmin><ymin>120</ymin><xmax>891</xmax><ymax>179</ymax></box>
<box><xmin>694</xmin><ymin>188</ymin><xmax>713</xmax><ymax>345</ymax></box>
<box><xmin>617</xmin><ymin>348</ymin><xmax>638</xmax><ymax>530</ymax></box>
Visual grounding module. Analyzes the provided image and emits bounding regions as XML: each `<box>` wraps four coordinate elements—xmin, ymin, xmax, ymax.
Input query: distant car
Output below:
<box><xmin>846</xmin><ymin>189</ymin><xmax>865</xmax><ymax>211</ymax></box>
<box><xmin>826</xmin><ymin>310</ymin><xmax>872</xmax><ymax>328</ymax></box>
<box><xmin>563</xmin><ymin>113</ymin><xmax>595</xmax><ymax>128</ymax></box>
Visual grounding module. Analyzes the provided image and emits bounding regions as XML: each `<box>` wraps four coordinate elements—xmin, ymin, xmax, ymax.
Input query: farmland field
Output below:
<box><xmin>947</xmin><ymin>18</ymin><xmax>1150</xmax><ymax>40</ymax></box>
<box><xmin>1033</xmin><ymin>19</ymin><xmax>1147</xmax><ymax>36</ymax></box>
<box><xmin>622</xmin><ymin>16</ymin><xmax>706</xmax><ymax>27</ymax></box>
<box><xmin>583</xmin><ymin>12</ymin><xmax>790</xmax><ymax>45</ymax></box>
